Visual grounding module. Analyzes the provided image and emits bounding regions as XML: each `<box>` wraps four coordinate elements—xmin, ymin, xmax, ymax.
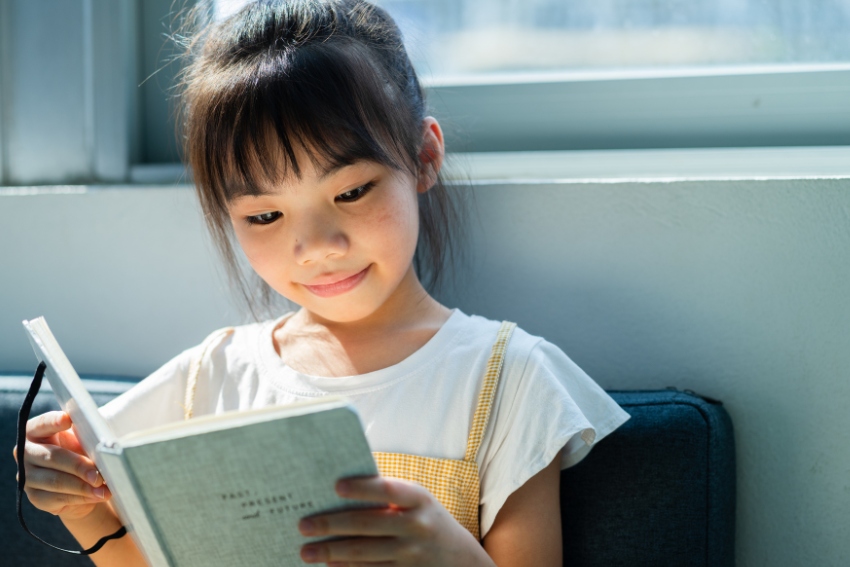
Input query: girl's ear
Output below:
<box><xmin>416</xmin><ymin>117</ymin><xmax>445</xmax><ymax>194</ymax></box>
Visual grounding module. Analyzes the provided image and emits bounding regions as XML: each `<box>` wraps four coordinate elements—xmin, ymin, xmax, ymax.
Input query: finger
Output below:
<box><xmin>23</xmin><ymin>442</ymin><xmax>104</xmax><ymax>488</ymax></box>
<box><xmin>26</xmin><ymin>411</ymin><xmax>72</xmax><ymax>441</ymax></box>
<box><xmin>24</xmin><ymin>486</ymin><xmax>107</xmax><ymax>514</ymax></box>
<box><xmin>336</xmin><ymin>476</ymin><xmax>430</xmax><ymax>509</ymax></box>
<box><xmin>55</xmin><ymin>427</ymin><xmax>87</xmax><ymax>456</ymax></box>
<box><xmin>300</xmin><ymin>537</ymin><xmax>401</xmax><ymax>564</ymax></box>
<box><xmin>24</xmin><ymin>465</ymin><xmax>110</xmax><ymax>501</ymax></box>
<box><xmin>299</xmin><ymin>507</ymin><xmax>413</xmax><ymax>537</ymax></box>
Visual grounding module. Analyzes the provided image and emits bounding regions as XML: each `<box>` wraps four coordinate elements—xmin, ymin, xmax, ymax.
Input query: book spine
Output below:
<box><xmin>98</xmin><ymin>444</ymin><xmax>175</xmax><ymax>567</ymax></box>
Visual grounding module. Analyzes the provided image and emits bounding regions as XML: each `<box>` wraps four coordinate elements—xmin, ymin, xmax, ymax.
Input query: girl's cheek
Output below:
<box><xmin>235</xmin><ymin>236</ymin><xmax>265</xmax><ymax>263</ymax></box>
<box><xmin>375</xmin><ymin>186</ymin><xmax>418</xmax><ymax>232</ymax></box>
<box><xmin>372</xmin><ymin>209</ymin><xmax>418</xmax><ymax>263</ymax></box>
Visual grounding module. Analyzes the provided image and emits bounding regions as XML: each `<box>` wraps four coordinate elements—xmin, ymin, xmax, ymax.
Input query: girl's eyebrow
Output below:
<box><xmin>318</xmin><ymin>162</ymin><xmax>357</xmax><ymax>182</ymax></box>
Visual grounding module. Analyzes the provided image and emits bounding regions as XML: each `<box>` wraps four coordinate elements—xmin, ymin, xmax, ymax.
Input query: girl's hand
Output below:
<box><xmin>12</xmin><ymin>410</ymin><xmax>111</xmax><ymax>522</ymax></box>
<box><xmin>298</xmin><ymin>476</ymin><xmax>495</xmax><ymax>566</ymax></box>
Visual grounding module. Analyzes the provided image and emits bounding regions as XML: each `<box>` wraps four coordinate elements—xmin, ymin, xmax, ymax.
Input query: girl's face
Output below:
<box><xmin>226</xmin><ymin>147</ymin><xmax>426</xmax><ymax>325</ymax></box>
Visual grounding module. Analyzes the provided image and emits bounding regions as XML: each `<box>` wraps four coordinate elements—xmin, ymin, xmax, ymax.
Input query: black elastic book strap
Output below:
<box><xmin>16</xmin><ymin>361</ymin><xmax>127</xmax><ymax>555</ymax></box>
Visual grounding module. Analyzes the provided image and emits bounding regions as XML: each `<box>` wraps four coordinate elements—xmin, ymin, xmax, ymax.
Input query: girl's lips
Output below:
<box><xmin>302</xmin><ymin>266</ymin><xmax>370</xmax><ymax>298</ymax></box>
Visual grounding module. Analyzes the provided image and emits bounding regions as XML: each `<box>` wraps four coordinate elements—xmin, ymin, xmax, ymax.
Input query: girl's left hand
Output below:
<box><xmin>298</xmin><ymin>476</ymin><xmax>495</xmax><ymax>566</ymax></box>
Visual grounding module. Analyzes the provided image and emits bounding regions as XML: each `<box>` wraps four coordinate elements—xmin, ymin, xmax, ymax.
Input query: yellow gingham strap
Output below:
<box><xmin>183</xmin><ymin>327</ymin><xmax>234</xmax><ymax>420</ymax></box>
<box><xmin>464</xmin><ymin>321</ymin><xmax>516</xmax><ymax>462</ymax></box>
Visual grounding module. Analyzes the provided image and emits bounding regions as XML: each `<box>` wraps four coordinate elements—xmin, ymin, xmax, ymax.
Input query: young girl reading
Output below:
<box><xmin>16</xmin><ymin>1</ymin><xmax>629</xmax><ymax>565</ymax></box>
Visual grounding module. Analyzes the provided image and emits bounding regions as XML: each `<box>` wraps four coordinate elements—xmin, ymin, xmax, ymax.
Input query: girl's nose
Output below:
<box><xmin>292</xmin><ymin>214</ymin><xmax>348</xmax><ymax>265</ymax></box>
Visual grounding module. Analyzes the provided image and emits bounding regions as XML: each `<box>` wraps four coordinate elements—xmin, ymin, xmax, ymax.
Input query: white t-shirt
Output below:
<box><xmin>100</xmin><ymin>308</ymin><xmax>630</xmax><ymax>537</ymax></box>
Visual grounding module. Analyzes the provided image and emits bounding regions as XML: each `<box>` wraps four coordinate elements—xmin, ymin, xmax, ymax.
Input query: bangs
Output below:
<box><xmin>186</xmin><ymin>39</ymin><xmax>419</xmax><ymax>205</ymax></box>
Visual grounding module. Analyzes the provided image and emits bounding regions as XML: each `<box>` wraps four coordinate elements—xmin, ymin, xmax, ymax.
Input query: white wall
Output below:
<box><xmin>2</xmin><ymin>154</ymin><xmax>849</xmax><ymax>565</ymax></box>
<box><xmin>443</xmin><ymin>177</ymin><xmax>850</xmax><ymax>567</ymax></box>
<box><xmin>0</xmin><ymin>186</ymin><xmax>241</xmax><ymax>376</ymax></box>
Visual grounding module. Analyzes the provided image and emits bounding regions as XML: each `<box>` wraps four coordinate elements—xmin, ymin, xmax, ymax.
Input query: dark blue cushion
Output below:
<box><xmin>561</xmin><ymin>389</ymin><xmax>735</xmax><ymax>567</ymax></box>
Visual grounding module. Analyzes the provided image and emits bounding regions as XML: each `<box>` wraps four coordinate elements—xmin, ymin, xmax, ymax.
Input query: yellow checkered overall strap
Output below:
<box><xmin>183</xmin><ymin>327</ymin><xmax>234</xmax><ymax>421</ymax></box>
<box><xmin>465</xmin><ymin>321</ymin><xmax>516</xmax><ymax>462</ymax></box>
<box><xmin>373</xmin><ymin>320</ymin><xmax>517</xmax><ymax>540</ymax></box>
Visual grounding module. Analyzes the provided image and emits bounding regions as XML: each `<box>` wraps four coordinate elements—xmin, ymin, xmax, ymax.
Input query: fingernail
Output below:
<box><xmin>93</xmin><ymin>487</ymin><xmax>105</xmax><ymax>499</ymax></box>
<box><xmin>298</xmin><ymin>518</ymin><xmax>315</xmax><ymax>535</ymax></box>
<box><xmin>87</xmin><ymin>470</ymin><xmax>98</xmax><ymax>485</ymax></box>
<box><xmin>301</xmin><ymin>546</ymin><xmax>318</xmax><ymax>562</ymax></box>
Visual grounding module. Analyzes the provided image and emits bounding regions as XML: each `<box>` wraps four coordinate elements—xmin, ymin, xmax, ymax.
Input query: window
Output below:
<box><xmin>380</xmin><ymin>0</ymin><xmax>850</xmax><ymax>79</ymax></box>
<box><xmin>157</xmin><ymin>0</ymin><xmax>850</xmax><ymax>157</ymax></box>
<box><xmin>371</xmin><ymin>0</ymin><xmax>850</xmax><ymax>152</ymax></box>
<box><xmin>2</xmin><ymin>0</ymin><xmax>850</xmax><ymax>186</ymax></box>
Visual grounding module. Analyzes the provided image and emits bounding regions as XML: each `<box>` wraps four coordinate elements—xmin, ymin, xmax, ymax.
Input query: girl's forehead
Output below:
<box><xmin>217</xmin><ymin>119</ymin><xmax>409</xmax><ymax>201</ymax></box>
<box><xmin>264</xmin><ymin>135</ymin><xmax>375</xmax><ymax>180</ymax></box>
<box><xmin>285</xmin><ymin>154</ymin><xmax>380</xmax><ymax>185</ymax></box>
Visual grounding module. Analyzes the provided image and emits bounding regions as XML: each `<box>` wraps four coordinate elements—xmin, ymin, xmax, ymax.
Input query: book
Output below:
<box><xmin>22</xmin><ymin>316</ymin><xmax>380</xmax><ymax>567</ymax></box>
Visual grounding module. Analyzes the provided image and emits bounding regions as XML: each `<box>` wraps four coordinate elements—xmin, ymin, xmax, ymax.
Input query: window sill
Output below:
<box><xmin>447</xmin><ymin>145</ymin><xmax>850</xmax><ymax>184</ymax></box>
<box><xmin>4</xmin><ymin>145</ymin><xmax>850</xmax><ymax>196</ymax></box>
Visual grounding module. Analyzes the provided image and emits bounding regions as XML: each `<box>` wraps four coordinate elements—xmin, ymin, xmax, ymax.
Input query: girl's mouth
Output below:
<box><xmin>302</xmin><ymin>265</ymin><xmax>370</xmax><ymax>298</ymax></box>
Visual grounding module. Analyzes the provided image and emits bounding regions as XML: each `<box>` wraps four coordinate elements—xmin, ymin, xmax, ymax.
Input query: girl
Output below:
<box><xmin>16</xmin><ymin>1</ymin><xmax>629</xmax><ymax>565</ymax></box>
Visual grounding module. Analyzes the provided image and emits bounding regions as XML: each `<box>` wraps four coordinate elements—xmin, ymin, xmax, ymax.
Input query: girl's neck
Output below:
<box><xmin>272</xmin><ymin>267</ymin><xmax>453</xmax><ymax>377</ymax></box>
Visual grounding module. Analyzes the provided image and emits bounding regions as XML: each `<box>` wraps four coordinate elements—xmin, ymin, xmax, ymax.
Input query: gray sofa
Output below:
<box><xmin>1</xmin><ymin>373</ymin><xmax>735</xmax><ymax>566</ymax></box>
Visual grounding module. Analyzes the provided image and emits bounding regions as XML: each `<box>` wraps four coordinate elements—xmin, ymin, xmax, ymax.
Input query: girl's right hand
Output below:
<box><xmin>12</xmin><ymin>410</ymin><xmax>111</xmax><ymax>522</ymax></box>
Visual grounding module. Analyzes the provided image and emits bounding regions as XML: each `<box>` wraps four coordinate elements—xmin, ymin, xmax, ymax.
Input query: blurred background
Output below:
<box><xmin>2</xmin><ymin>2</ymin><xmax>850</xmax><ymax>566</ymax></box>
<box><xmin>231</xmin><ymin>0</ymin><xmax>850</xmax><ymax>75</ymax></box>
<box><xmin>0</xmin><ymin>0</ymin><xmax>850</xmax><ymax>185</ymax></box>
<box><xmin>5</xmin><ymin>0</ymin><xmax>850</xmax><ymax>184</ymax></box>
<box><xmin>351</xmin><ymin>0</ymin><xmax>850</xmax><ymax>75</ymax></box>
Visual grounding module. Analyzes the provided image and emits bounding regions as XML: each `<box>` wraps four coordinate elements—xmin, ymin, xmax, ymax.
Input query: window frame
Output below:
<box><xmin>4</xmin><ymin>2</ymin><xmax>850</xmax><ymax>187</ymax></box>
<box><xmin>424</xmin><ymin>64</ymin><xmax>850</xmax><ymax>154</ymax></box>
<box><xmin>0</xmin><ymin>0</ymin><xmax>13</xmax><ymax>184</ymax></box>
<box><xmin>0</xmin><ymin>0</ymin><xmax>136</xmax><ymax>187</ymax></box>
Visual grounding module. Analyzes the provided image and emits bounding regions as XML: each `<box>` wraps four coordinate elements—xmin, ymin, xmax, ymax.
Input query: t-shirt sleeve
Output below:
<box><xmin>477</xmin><ymin>338</ymin><xmax>630</xmax><ymax>537</ymax></box>
<box><xmin>98</xmin><ymin>347</ymin><xmax>198</xmax><ymax>438</ymax></box>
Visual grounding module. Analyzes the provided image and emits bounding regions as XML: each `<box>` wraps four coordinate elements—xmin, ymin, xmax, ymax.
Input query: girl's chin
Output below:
<box><xmin>296</xmin><ymin>297</ymin><xmax>387</xmax><ymax>325</ymax></box>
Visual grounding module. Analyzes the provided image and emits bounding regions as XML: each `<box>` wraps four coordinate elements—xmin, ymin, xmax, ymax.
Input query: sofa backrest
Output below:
<box><xmin>563</xmin><ymin>390</ymin><xmax>736</xmax><ymax>567</ymax></box>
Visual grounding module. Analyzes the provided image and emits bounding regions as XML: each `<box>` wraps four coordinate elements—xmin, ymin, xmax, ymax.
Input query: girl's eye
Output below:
<box><xmin>336</xmin><ymin>182</ymin><xmax>375</xmax><ymax>203</ymax></box>
<box><xmin>245</xmin><ymin>211</ymin><xmax>282</xmax><ymax>225</ymax></box>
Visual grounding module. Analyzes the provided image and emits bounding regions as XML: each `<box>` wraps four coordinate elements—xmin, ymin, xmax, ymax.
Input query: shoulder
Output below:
<box><xmin>454</xmin><ymin>312</ymin><xmax>552</xmax><ymax>384</ymax></box>
<box><xmin>451</xmin><ymin>311</ymin><xmax>543</xmax><ymax>361</ymax></box>
<box><xmin>210</xmin><ymin>315</ymin><xmax>282</xmax><ymax>349</ymax></box>
<box><xmin>464</xmin><ymin>312</ymin><xmax>630</xmax><ymax>537</ymax></box>
<box><xmin>483</xmin><ymin>320</ymin><xmax>630</xmax><ymax>466</ymax></box>
<box><xmin>99</xmin><ymin>316</ymin><xmax>286</xmax><ymax>436</ymax></box>
<box><xmin>458</xmin><ymin>311</ymin><xmax>615</xmax><ymax>411</ymax></box>
<box><xmin>138</xmin><ymin>317</ymin><xmax>273</xmax><ymax>379</ymax></box>
<box><xmin>204</xmin><ymin>318</ymin><xmax>274</xmax><ymax>367</ymax></box>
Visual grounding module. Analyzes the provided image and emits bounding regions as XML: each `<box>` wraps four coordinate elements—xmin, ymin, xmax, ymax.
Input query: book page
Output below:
<box><xmin>22</xmin><ymin>318</ymin><xmax>116</xmax><ymax>458</ymax></box>
<box><xmin>122</xmin><ymin>405</ymin><xmax>379</xmax><ymax>567</ymax></box>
